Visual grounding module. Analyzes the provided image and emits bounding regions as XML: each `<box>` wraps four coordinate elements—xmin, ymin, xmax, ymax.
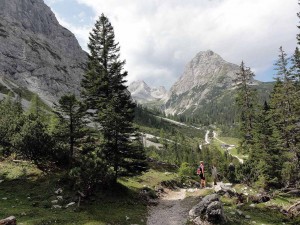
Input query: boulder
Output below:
<box><xmin>0</xmin><ymin>216</ymin><xmax>16</xmax><ymax>225</ymax></box>
<box><xmin>189</xmin><ymin>194</ymin><xmax>220</xmax><ymax>217</ymax></box>
<box><xmin>214</xmin><ymin>184</ymin><xmax>236</xmax><ymax>197</ymax></box>
<box><xmin>250</xmin><ymin>193</ymin><xmax>270</xmax><ymax>204</ymax></box>
<box><xmin>206</xmin><ymin>201</ymin><xmax>226</xmax><ymax>223</ymax></box>
<box><xmin>189</xmin><ymin>194</ymin><xmax>227</xmax><ymax>224</ymax></box>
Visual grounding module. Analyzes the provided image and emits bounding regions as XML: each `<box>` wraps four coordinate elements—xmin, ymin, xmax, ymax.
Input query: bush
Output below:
<box><xmin>178</xmin><ymin>162</ymin><xmax>195</xmax><ymax>179</ymax></box>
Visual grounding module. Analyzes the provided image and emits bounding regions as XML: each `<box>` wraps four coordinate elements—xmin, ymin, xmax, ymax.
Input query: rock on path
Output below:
<box><xmin>147</xmin><ymin>189</ymin><xmax>189</xmax><ymax>225</ymax></box>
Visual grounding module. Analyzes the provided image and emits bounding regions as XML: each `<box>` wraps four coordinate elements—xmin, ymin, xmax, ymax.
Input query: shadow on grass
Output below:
<box><xmin>0</xmin><ymin>170</ymin><xmax>147</xmax><ymax>225</ymax></box>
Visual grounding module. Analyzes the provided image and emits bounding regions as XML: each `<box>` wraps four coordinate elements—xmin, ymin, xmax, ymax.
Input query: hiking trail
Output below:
<box><xmin>147</xmin><ymin>188</ymin><xmax>189</xmax><ymax>225</ymax></box>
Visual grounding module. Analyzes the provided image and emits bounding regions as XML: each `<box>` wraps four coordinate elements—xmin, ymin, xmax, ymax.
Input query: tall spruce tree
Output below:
<box><xmin>234</xmin><ymin>61</ymin><xmax>257</xmax><ymax>154</ymax></box>
<box><xmin>270</xmin><ymin>47</ymin><xmax>300</xmax><ymax>186</ymax></box>
<box><xmin>253</xmin><ymin>101</ymin><xmax>284</xmax><ymax>188</ymax></box>
<box><xmin>81</xmin><ymin>14</ymin><xmax>148</xmax><ymax>182</ymax></box>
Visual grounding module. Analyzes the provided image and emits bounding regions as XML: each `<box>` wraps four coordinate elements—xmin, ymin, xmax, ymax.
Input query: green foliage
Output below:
<box><xmin>69</xmin><ymin>136</ymin><xmax>110</xmax><ymax>193</ymax></box>
<box><xmin>81</xmin><ymin>14</ymin><xmax>148</xmax><ymax>182</ymax></box>
<box><xmin>13</xmin><ymin>114</ymin><xmax>54</xmax><ymax>166</ymax></box>
<box><xmin>53</xmin><ymin>94</ymin><xmax>87</xmax><ymax>166</ymax></box>
<box><xmin>178</xmin><ymin>162</ymin><xmax>194</xmax><ymax>179</ymax></box>
<box><xmin>0</xmin><ymin>95</ymin><xmax>24</xmax><ymax>156</ymax></box>
<box><xmin>234</xmin><ymin>61</ymin><xmax>258</xmax><ymax>154</ymax></box>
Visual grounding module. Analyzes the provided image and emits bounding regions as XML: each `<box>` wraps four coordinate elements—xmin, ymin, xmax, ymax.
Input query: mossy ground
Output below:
<box><xmin>0</xmin><ymin>160</ymin><xmax>176</xmax><ymax>225</ymax></box>
<box><xmin>220</xmin><ymin>184</ymin><xmax>300</xmax><ymax>225</ymax></box>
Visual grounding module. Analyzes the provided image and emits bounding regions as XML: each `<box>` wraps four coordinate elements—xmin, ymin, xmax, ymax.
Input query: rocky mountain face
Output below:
<box><xmin>0</xmin><ymin>0</ymin><xmax>87</xmax><ymax>105</ymax></box>
<box><xmin>128</xmin><ymin>80</ymin><xmax>167</xmax><ymax>103</ymax></box>
<box><xmin>164</xmin><ymin>50</ymin><xmax>241</xmax><ymax>115</ymax></box>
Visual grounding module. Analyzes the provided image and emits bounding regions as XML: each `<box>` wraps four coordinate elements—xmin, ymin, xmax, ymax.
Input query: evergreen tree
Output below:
<box><xmin>69</xmin><ymin>135</ymin><xmax>109</xmax><ymax>195</ymax></box>
<box><xmin>270</xmin><ymin>47</ymin><xmax>300</xmax><ymax>186</ymax></box>
<box><xmin>81</xmin><ymin>14</ymin><xmax>148</xmax><ymax>182</ymax></box>
<box><xmin>0</xmin><ymin>94</ymin><xmax>24</xmax><ymax>156</ymax></box>
<box><xmin>54</xmin><ymin>94</ymin><xmax>86</xmax><ymax>165</ymax></box>
<box><xmin>253</xmin><ymin>101</ymin><xmax>284</xmax><ymax>188</ymax></box>
<box><xmin>290</xmin><ymin>47</ymin><xmax>300</xmax><ymax>86</ymax></box>
<box><xmin>234</xmin><ymin>61</ymin><xmax>258</xmax><ymax>154</ymax></box>
<box><xmin>13</xmin><ymin>114</ymin><xmax>54</xmax><ymax>167</ymax></box>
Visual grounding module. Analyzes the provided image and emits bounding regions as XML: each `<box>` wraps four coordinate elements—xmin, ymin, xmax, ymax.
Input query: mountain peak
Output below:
<box><xmin>128</xmin><ymin>80</ymin><xmax>167</xmax><ymax>103</ymax></box>
<box><xmin>165</xmin><ymin>50</ymin><xmax>240</xmax><ymax>114</ymax></box>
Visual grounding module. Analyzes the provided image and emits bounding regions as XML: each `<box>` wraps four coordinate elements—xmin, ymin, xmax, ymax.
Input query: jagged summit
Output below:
<box><xmin>128</xmin><ymin>80</ymin><xmax>167</xmax><ymax>103</ymax></box>
<box><xmin>170</xmin><ymin>50</ymin><xmax>239</xmax><ymax>96</ymax></box>
<box><xmin>0</xmin><ymin>0</ymin><xmax>87</xmax><ymax>105</ymax></box>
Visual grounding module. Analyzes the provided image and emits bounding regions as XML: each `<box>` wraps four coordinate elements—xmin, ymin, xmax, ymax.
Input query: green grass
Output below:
<box><xmin>119</xmin><ymin>169</ymin><xmax>178</xmax><ymax>189</ymax></box>
<box><xmin>216</xmin><ymin>137</ymin><xmax>239</xmax><ymax>146</ymax></box>
<box><xmin>0</xmin><ymin>160</ymin><xmax>178</xmax><ymax>225</ymax></box>
<box><xmin>212</xmin><ymin>136</ymin><xmax>248</xmax><ymax>161</ymax></box>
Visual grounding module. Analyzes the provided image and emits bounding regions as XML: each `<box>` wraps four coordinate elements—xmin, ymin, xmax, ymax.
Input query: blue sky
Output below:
<box><xmin>44</xmin><ymin>0</ymin><xmax>298</xmax><ymax>88</ymax></box>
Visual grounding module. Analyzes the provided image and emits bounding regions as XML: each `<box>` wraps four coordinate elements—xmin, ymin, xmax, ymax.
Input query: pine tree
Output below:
<box><xmin>13</xmin><ymin>114</ymin><xmax>54</xmax><ymax>167</ymax></box>
<box><xmin>81</xmin><ymin>14</ymin><xmax>148</xmax><ymax>182</ymax></box>
<box><xmin>253</xmin><ymin>101</ymin><xmax>284</xmax><ymax>188</ymax></box>
<box><xmin>234</xmin><ymin>61</ymin><xmax>258</xmax><ymax>154</ymax></box>
<box><xmin>54</xmin><ymin>94</ymin><xmax>86</xmax><ymax>165</ymax></box>
<box><xmin>290</xmin><ymin>47</ymin><xmax>300</xmax><ymax>86</ymax></box>
<box><xmin>0</xmin><ymin>95</ymin><xmax>23</xmax><ymax>156</ymax></box>
<box><xmin>270</xmin><ymin>47</ymin><xmax>300</xmax><ymax>186</ymax></box>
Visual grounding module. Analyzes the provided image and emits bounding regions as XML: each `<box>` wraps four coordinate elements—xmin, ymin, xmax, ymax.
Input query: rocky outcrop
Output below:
<box><xmin>189</xmin><ymin>194</ymin><xmax>227</xmax><ymax>225</ymax></box>
<box><xmin>0</xmin><ymin>216</ymin><xmax>16</xmax><ymax>225</ymax></box>
<box><xmin>0</xmin><ymin>0</ymin><xmax>87</xmax><ymax>105</ymax></box>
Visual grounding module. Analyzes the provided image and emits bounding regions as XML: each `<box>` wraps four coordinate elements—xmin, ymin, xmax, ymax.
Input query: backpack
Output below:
<box><xmin>197</xmin><ymin>166</ymin><xmax>202</xmax><ymax>175</ymax></box>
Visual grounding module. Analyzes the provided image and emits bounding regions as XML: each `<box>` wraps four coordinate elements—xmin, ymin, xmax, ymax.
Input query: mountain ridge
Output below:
<box><xmin>128</xmin><ymin>80</ymin><xmax>167</xmax><ymax>103</ymax></box>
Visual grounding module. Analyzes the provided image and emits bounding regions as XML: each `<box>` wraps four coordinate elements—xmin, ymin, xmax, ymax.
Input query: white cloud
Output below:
<box><xmin>58</xmin><ymin>0</ymin><xmax>298</xmax><ymax>88</ymax></box>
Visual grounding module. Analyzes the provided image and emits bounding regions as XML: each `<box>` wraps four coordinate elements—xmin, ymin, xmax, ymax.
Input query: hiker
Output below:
<box><xmin>211</xmin><ymin>164</ymin><xmax>218</xmax><ymax>185</ymax></box>
<box><xmin>197</xmin><ymin>161</ymin><xmax>206</xmax><ymax>188</ymax></box>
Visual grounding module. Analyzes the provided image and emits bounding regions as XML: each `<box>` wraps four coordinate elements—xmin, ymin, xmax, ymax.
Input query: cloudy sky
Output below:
<box><xmin>44</xmin><ymin>0</ymin><xmax>299</xmax><ymax>89</ymax></box>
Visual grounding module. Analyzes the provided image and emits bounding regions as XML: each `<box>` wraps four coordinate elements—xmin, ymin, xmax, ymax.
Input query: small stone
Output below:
<box><xmin>252</xmin><ymin>221</ymin><xmax>256</xmax><ymax>224</ymax></box>
<box><xmin>51</xmin><ymin>200</ymin><xmax>58</xmax><ymax>204</ymax></box>
<box><xmin>230</xmin><ymin>211</ymin><xmax>236</xmax><ymax>215</ymax></box>
<box><xmin>236</xmin><ymin>210</ymin><xmax>243</xmax><ymax>216</ymax></box>
<box><xmin>250</xmin><ymin>204</ymin><xmax>255</xmax><ymax>207</ymax></box>
<box><xmin>125</xmin><ymin>216</ymin><xmax>130</xmax><ymax>220</ymax></box>
<box><xmin>245</xmin><ymin>215</ymin><xmax>251</xmax><ymax>219</ymax></box>
<box><xmin>0</xmin><ymin>180</ymin><xmax>4</xmax><ymax>183</ymax></box>
<box><xmin>52</xmin><ymin>205</ymin><xmax>62</xmax><ymax>209</ymax></box>
<box><xmin>2</xmin><ymin>197</ymin><xmax>7</xmax><ymax>200</ymax></box>
<box><xmin>65</xmin><ymin>202</ymin><xmax>76</xmax><ymax>208</ymax></box>
<box><xmin>57</xmin><ymin>196</ymin><xmax>63</xmax><ymax>200</ymax></box>
<box><xmin>55</xmin><ymin>188</ymin><xmax>63</xmax><ymax>194</ymax></box>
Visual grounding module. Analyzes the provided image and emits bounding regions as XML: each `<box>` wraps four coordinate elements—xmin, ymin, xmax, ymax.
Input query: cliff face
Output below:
<box><xmin>0</xmin><ymin>0</ymin><xmax>87</xmax><ymax>105</ymax></box>
<box><xmin>164</xmin><ymin>50</ymin><xmax>241</xmax><ymax>115</ymax></box>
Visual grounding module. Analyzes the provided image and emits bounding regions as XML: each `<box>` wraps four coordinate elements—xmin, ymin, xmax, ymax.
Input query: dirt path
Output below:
<box><xmin>147</xmin><ymin>189</ymin><xmax>189</xmax><ymax>225</ymax></box>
